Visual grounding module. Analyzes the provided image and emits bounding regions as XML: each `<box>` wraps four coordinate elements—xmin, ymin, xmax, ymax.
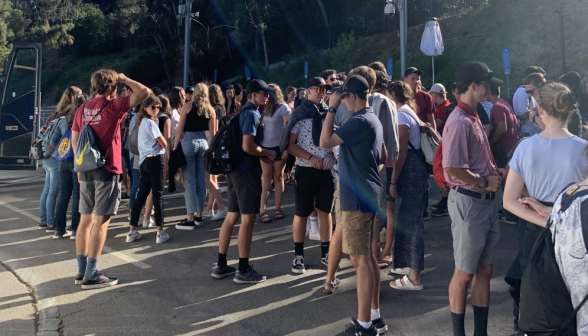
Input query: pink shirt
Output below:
<box><xmin>442</xmin><ymin>102</ymin><xmax>497</xmax><ymax>193</ymax></box>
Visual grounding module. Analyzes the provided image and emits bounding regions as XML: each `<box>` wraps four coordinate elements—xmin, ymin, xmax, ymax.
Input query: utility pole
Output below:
<box><xmin>399</xmin><ymin>0</ymin><xmax>407</xmax><ymax>77</ymax></box>
<box><xmin>183</xmin><ymin>0</ymin><xmax>193</xmax><ymax>89</ymax></box>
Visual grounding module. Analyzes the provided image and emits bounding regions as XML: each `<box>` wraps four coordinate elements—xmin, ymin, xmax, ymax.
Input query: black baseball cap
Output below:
<box><xmin>341</xmin><ymin>75</ymin><xmax>370</xmax><ymax>97</ymax></box>
<box><xmin>456</xmin><ymin>61</ymin><xmax>503</xmax><ymax>86</ymax></box>
<box><xmin>245</xmin><ymin>79</ymin><xmax>276</xmax><ymax>94</ymax></box>
<box><xmin>306</xmin><ymin>77</ymin><xmax>332</xmax><ymax>90</ymax></box>
<box><xmin>185</xmin><ymin>86</ymin><xmax>195</xmax><ymax>93</ymax></box>
<box><xmin>404</xmin><ymin>67</ymin><xmax>423</xmax><ymax>78</ymax></box>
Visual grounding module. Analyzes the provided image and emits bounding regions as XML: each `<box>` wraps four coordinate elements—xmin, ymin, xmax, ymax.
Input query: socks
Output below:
<box><xmin>294</xmin><ymin>242</ymin><xmax>304</xmax><ymax>256</ymax></box>
<box><xmin>370</xmin><ymin>309</ymin><xmax>380</xmax><ymax>321</ymax></box>
<box><xmin>320</xmin><ymin>241</ymin><xmax>330</xmax><ymax>258</ymax></box>
<box><xmin>357</xmin><ymin>320</ymin><xmax>372</xmax><ymax>330</ymax></box>
<box><xmin>473</xmin><ymin>306</ymin><xmax>489</xmax><ymax>336</ymax></box>
<box><xmin>238</xmin><ymin>257</ymin><xmax>249</xmax><ymax>273</ymax></box>
<box><xmin>217</xmin><ymin>253</ymin><xmax>227</xmax><ymax>268</ymax></box>
<box><xmin>76</xmin><ymin>254</ymin><xmax>87</xmax><ymax>276</ymax></box>
<box><xmin>451</xmin><ymin>312</ymin><xmax>466</xmax><ymax>336</ymax></box>
<box><xmin>84</xmin><ymin>257</ymin><xmax>99</xmax><ymax>281</ymax></box>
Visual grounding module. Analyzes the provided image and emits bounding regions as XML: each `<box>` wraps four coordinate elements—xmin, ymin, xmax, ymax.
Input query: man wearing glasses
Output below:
<box><xmin>283</xmin><ymin>77</ymin><xmax>336</xmax><ymax>274</ymax></box>
<box><xmin>442</xmin><ymin>62</ymin><xmax>504</xmax><ymax>336</ymax></box>
<box><xmin>321</xmin><ymin>69</ymin><xmax>339</xmax><ymax>85</ymax></box>
<box><xmin>512</xmin><ymin>66</ymin><xmax>545</xmax><ymax>137</ymax></box>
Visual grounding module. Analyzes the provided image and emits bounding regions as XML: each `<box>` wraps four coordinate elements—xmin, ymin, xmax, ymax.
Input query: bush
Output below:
<box><xmin>71</xmin><ymin>4</ymin><xmax>110</xmax><ymax>56</ymax></box>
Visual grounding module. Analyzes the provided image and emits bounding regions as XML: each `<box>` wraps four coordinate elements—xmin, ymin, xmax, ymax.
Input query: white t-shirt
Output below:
<box><xmin>170</xmin><ymin>108</ymin><xmax>181</xmax><ymax>141</ymax></box>
<box><xmin>398</xmin><ymin>105</ymin><xmax>421</xmax><ymax>149</ymax></box>
<box><xmin>291</xmin><ymin>118</ymin><xmax>331</xmax><ymax>167</ymax></box>
<box><xmin>512</xmin><ymin>86</ymin><xmax>537</xmax><ymax>135</ymax></box>
<box><xmin>262</xmin><ymin>104</ymin><xmax>291</xmax><ymax>148</ymax></box>
<box><xmin>138</xmin><ymin>118</ymin><xmax>165</xmax><ymax>164</ymax></box>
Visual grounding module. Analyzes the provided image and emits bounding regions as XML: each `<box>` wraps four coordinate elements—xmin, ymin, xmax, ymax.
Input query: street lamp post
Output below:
<box><xmin>191</xmin><ymin>19</ymin><xmax>238</xmax><ymax>50</ymax></box>
<box><xmin>384</xmin><ymin>0</ymin><xmax>406</xmax><ymax>78</ymax></box>
<box><xmin>183</xmin><ymin>0</ymin><xmax>193</xmax><ymax>89</ymax></box>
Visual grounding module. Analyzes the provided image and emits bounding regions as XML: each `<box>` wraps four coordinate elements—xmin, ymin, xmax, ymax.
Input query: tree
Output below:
<box><xmin>243</xmin><ymin>0</ymin><xmax>272</xmax><ymax>69</ymax></box>
<box><xmin>316</xmin><ymin>0</ymin><xmax>331</xmax><ymax>49</ymax></box>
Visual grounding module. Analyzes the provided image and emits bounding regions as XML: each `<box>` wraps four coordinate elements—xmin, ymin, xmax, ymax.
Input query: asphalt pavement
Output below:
<box><xmin>0</xmin><ymin>168</ymin><xmax>517</xmax><ymax>336</ymax></box>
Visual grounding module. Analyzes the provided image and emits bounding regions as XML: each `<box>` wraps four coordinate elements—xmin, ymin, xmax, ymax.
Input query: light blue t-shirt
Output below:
<box><xmin>510</xmin><ymin>135</ymin><xmax>588</xmax><ymax>202</ymax></box>
<box><xmin>138</xmin><ymin>118</ymin><xmax>165</xmax><ymax>164</ymax></box>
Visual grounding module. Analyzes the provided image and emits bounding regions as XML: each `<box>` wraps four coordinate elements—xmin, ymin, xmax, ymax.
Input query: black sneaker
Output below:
<box><xmin>422</xmin><ymin>211</ymin><xmax>430</xmax><ymax>221</ymax></box>
<box><xmin>431</xmin><ymin>206</ymin><xmax>448</xmax><ymax>217</ymax></box>
<box><xmin>46</xmin><ymin>225</ymin><xmax>55</xmax><ymax>233</ymax></box>
<box><xmin>38</xmin><ymin>222</ymin><xmax>47</xmax><ymax>229</ymax></box>
<box><xmin>176</xmin><ymin>219</ymin><xmax>196</xmax><ymax>230</ymax></box>
<box><xmin>52</xmin><ymin>231</ymin><xmax>65</xmax><ymax>240</ymax></box>
<box><xmin>211</xmin><ymin>265</ymin><xmax>236</xmax><ymax>279</ymax></box>
<box><xmin>338</xmin><ymin>319</ymin><xmax>378</xmax><ymax>336</ymax></box>
<box><xmin>233</xmin><ymin>265</ymin><xmax>267</xmax><ymax>284</ymax></box>
<box><xmin>292</xmin><ymin>255</ymin><xmax>305</xmax><ymax>274</ymax></box>
<box><xmin>81</xmin><ymin>274</ymin><xmax>118</xmax><ymax>290</ymax></box>
<box><xmin>75</xmin><ymin>274</ymin><xmax>84</xmax><ymax>285</ymax></box>
<box><xmin>321</xmin><ymin>253</ymin><xmax>329</xmax><ymax>266</ymax></box>
<box><xmin>195</xmin><ymin>217</ymin><xmax>203</xmax><ymax>226</ymax></box>
<box><xmin>372</xmin><ymin>317</ymin><xmax>388</xmax><ymax>334</ymax></box>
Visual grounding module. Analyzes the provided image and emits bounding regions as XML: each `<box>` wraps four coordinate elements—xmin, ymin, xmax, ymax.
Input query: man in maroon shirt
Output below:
<box><xmin>403</xmin><ymin>67</ymin><xmax>436</xmax><ymax>131</ymax></box>
<box><xmin>71</xmin><ymin>70</ymin><xmax>150</xmax><ymax>290</ymax></box>
<box><xmin>487</xmin><ymin>84</ymin><xmax>521</xmax><ymax>168</ymax></box>
<box><xmin>430</xmin><ymin>83</ymin><xmax>451</xmax><ymax>135</ymax></box>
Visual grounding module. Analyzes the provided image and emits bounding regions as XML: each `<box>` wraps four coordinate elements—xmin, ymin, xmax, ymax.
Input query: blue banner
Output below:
<box><xmin>304</xmin><ymin>61</ymin><xmax>308</xmax><ymax>78</ymax></box>
<box><xmin>245</xmin><ymin>66</ymin><xmax>251</xmax><ymax>80</ymax></box>
<box><xmin>214</xmin><ymin>69</ymin><xmax>217</xmax><ymax>82</ymax></box>
<box><xmin>387</xmin><ymin>59</ymin><xmax>393</xmax><ymax>79</ymax></box>
<box><xmin>502</xmin><ymin>48</ymin><xmax>511</xmax><ymax>70</ymax></box>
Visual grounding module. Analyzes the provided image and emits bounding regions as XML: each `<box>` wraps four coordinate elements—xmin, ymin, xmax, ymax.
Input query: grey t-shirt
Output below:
<box><xmin>334</xmin><ymin>103</ymin><xmax>353</xmax><ymax>127</ymax></box>
<box><xmin>335</xmin><ymin>107</ymin><xmax>384</xmax><ymax>213</ymax></box>
<box><xmin>261</xmin><ymin>103</ymin><xmax>290</xmax><ymax>148</ymax></box>
<box><xmin>510</xmin><ymin>135</ymin><xmax>588</xmax><ymax>202</ymax></box>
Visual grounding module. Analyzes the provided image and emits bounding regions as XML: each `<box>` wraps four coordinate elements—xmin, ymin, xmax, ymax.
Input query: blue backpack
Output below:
<box><xmin>54</xmin><ymin>128</ymin><xmax>74</xmax><ymax>162</ymax></box>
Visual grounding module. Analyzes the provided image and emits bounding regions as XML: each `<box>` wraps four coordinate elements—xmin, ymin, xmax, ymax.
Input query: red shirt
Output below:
<box><xmin>490</xmin><ymin>98</ymin><xmax>520</xmax><ymax>153</ymax></box>
<box><xmin>72</xmin><ymin>96</ymin><xmax>131</xmax><ymax>175</ymax></box>
<box><xmin>433</xmin><ymin>99</ymin><xmax>451</xmax><ymax>135</ymax></box>
<box><xmin>415</xmin><ymin>89</ymin><xmax>434</xmax><ymax>122</ymax></box>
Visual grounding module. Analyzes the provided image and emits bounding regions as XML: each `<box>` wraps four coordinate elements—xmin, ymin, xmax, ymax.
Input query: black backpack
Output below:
<box><xmin>519</xmin><ymin>186</ymin><xmax>588</xmax><ymax>336</ymax></box>
<box><xmin>203</xmin><ymin>108</ymin><xmax>247</xmax><ymax>175</ymax></box>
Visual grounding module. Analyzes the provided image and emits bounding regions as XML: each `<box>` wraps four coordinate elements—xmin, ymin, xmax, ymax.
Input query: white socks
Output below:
<box><xmin>358</xmin><ymin>320</ymin><xmax>372</xmax><ymax>329</ymax></box>
<box><xmin>370</xmin><ymin>309</ymin><xmax>380</xmax><ymax>320</ymax></box>
<box><xmin>309</xmin><ymin>216</ymin><xmax>318</xmax><ymax>232</ymax></box>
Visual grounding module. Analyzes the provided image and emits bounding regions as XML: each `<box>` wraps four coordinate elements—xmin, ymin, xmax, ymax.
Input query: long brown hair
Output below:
<box><xmin>191</xmin><ymin>83</ymin><xmax>211</xmax><ymax>118</ymax></box>
<box><xmin>209</xmin><ymin>84</ymin><xmax>225</xmax><ymax>107</ymax></box>
<box><xmin>56</xmin><ymin>86</ymin><xmax>82</xmax><ymax>117</ymax></box>
<box><xmin>136</xmin><ymin>94</ymin><xmax>161</xmax><ymax>127</ymax></box>
<box><xmin>264</xmin><ymin>84</ymin><xmax>285</xmax><ymax>117</ymax></box>
<box><xmin>158</xmin><ymin>94</ymin><xmax>170</xmax><ymax>116</ymax></box>
<box><xmin>225</xmin><ymin>85</ymin><xmax>238</xmax><ymax>115</ymax></box>
<box><xmin>64</xmin><ymin>94</ymin><xmax>87</xmax><ymax>127</ymax></box>
<box><xmin>387</xmin><ymin>81</ymin><xmax>418</xmax><ymax>116</ymax></box>
<box><xmin>169</xmin><ymin>86</ymin><xmax>184</xmax><ymax>111</ymax></box>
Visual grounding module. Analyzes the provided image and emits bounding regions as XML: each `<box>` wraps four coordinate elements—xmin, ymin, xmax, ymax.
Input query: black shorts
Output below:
<box><xmin>261</xmin><ymin>145</ymin><xmax>282</xmax><ymax>161</ymax></box>
<box><xmin>226</xmin><ymin>168</ymin><xmax>262</xmax><ymax>215</ymax></box>
<box><xmin>385</xmin><ymin>167</ymin><xmax>395</xmax><ymax>202</ymax></box>
<box><xmin>294</xmin><ymin>166</ymin><xmax>335</xmax><ymax>217</ymax></box>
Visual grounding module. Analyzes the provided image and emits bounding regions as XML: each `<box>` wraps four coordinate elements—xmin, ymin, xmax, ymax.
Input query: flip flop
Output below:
<box><xmin>323</xmin><ymin>278</ymin><xmax>341</xmax><ymax>295</ymax></box>
<box><xmin>390</xmin><ymin>275</ymin><xmax>423</xmax><ymax>291</ymax></box>
<box><xmin>260</xmin><ymin>213</ymin><xmax>272</xmax><ymax>223</ymax></box>
<box><xmin>274</xmin><ymin>209</ymin><xmax>284</xmax><ymax>220</ymax></box>
<box><xmin>378</xmin><ymin>256</ymin><xmax>392</xmax><ymax>269</ymax></box>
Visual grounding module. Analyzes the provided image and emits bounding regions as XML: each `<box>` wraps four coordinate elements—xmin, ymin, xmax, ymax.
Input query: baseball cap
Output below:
<box><xmin>306</xmin><ymin>77</ymin><xmax>332</xmax><ymax>90</ymax></box>
<box><xmin>245</xmin><ymin>79</ymin><xmax>276</xmax><ymax>94</ymax></box>
<box><xmin>429</xmin><ymin>83</ymin><xmax>447</xmax><ymax>94</ymax></box>
<box><xmin>404</xmin><ymin>67</ymin><xmax>423</xmax><ymax>78</ymax></box>
<box><xmin>456</xmin><ymin>61</ymin><xmax>503</xmax><ymax>86</ymax></box>
<box><xmin>185</xmin><ymin>86</ymin><xmax>195</xmax><ymax>93</ymax></box>
<box><xmin>341</xmin><ymin>75</ymin><xmax>370</xmax><ymax>97</ymax></box>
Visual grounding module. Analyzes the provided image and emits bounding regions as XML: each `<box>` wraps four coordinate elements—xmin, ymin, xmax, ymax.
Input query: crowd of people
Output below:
<box><xmin>33</xmin><ymin>60</ymin><xmax>588</xmax><ymax>335</ymax></box>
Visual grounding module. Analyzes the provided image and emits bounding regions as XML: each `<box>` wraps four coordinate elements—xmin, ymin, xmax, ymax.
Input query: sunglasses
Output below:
<box><xmin>526</xmin><ymin>88</ymin><xmax>536</xmax><ymax>95</ymax></box>
<box><xmin>315</xmin><ymin>87</ymin><xmax>327</xmax><ymax>94</ymax></box>
<box><xmin>328</xmin><ymin>76</ymin><xmax>338</xmax><ymax>81</ymax></box>
<box><xmin>149</xmin><ymin>105</ymin><xmax>160</xmax><ymax>111</ymax></box>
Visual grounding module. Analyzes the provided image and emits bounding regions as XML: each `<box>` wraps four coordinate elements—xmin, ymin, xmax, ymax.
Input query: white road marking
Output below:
<box><xmin>101</xmin><ymin>246</ymin><xmax>151</xmax><ymax>269</ymax></box>
<box><xmin>0</xmin><ymin>217</ymin><xmax>21</xmax><ymax>223</ymax></box>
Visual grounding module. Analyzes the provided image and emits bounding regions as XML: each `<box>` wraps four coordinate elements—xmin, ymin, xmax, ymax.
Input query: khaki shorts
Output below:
<box><xmin>341</xmin><ymin>210</ymin><xmax>376</xmax><ymax>255</ymax></box>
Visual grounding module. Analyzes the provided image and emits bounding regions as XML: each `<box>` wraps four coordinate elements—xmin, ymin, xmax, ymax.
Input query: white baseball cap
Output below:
<box><xmin>429</xmin><ymin>83</ymin><xmax>447</xmax><ymax>94</ymax></box>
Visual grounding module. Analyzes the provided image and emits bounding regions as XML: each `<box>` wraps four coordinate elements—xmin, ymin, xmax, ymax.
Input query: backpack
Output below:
<box><xmin>433</xmin><ymin>140</ymin><xmax>447</xmax><ymax>190</ymax></box>
<box><xmin>74</xmin><ymin>101</ymin><xmax>113</xmax><ymax>173</ymax></box>
<box><xmin>54</xmin><ymin>127</ymin><xmax>74</xmax><ymax>162</ymax></box>
<box><xmin>30</xmin><ymin>115</ymin><xmax>64</xmax><ymax>160</ymax></box>
<box><xmin>519</xmin><ymin>185</ymin><xmax>588</xmax><ymax>336</ymax></box>
<box><xmin>203</xmin><ymin>109</ymin><xmax>247</xmax><ymax>175</ymax></box>
<box><xmin>401</xmin><ymin>107</ymin><xmax>440</xmax><ymax>174</ymax></box>
<box><xmin>125</xmin><ymin>124</ymin><xmax>140</xmax><ymax>155</ymax></box>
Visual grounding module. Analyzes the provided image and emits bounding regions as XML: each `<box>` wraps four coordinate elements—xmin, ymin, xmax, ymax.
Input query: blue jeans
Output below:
<box><xmin>39</xmin><ymin>158</ymin><xmax>59</xmax><ymax>225</ymax></box>
<box><xmin>181</xmin><ymin>131</ymin><xmax>208</xmax><ymax>214</ymax></box>
<box><xmin>129</xmin><ymin>156</ymin><xmax>141</xmax><ymax>210</ymax></box>
<box><xmin>54</xmin><ymin>161</ymin><xmax>80</xmax><ymax>233</ymax></box>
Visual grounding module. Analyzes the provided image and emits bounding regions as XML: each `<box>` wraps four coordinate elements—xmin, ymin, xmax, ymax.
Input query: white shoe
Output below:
<box><xmin>156</xmin><ymin>230</ymin><xmax>169</xmax><ymax>244</ymax></box>
<box><xmin>219</xmin><ymin>187</ymin><xmax>227</xmax><ymax>193</ymax></box>
<box><xmin>389</xmin><ymin>267</ymin><xmax>411</xmax><ymax>275</ymax></box>
<box><xmin>309</xmin><ymin>230</ymin><xmax>321</xmax><ymax>241</ymax></box>
<box><xmin>143</xmin><ymin>216</ymin><xmax>155</xmax><ymax>228</ymax></box>
<box><xmin>128</xmin><ymin>213</ymin><xmax>131</xmax><ymax>221</ymax></box>
<box><xmin>126</xmin><ymin>231</ymin><xmax>142</xmax><ymax>243</ymax></box>
<box><xmin>203</xmin><ymin>210</ymin><xmax>215</xmax><ymax>218</ymax></box>
<box><xmin>308</xmin><ymin>217</ymin><xmax>319</xmax><ymax>241</ymax></box>
<box><xmin>211</xmin><ymin>208</ymin><xmax>228</xmax><ymax>221</ymax></box>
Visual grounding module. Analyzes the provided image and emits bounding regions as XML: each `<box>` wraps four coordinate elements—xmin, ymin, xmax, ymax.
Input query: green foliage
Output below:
<box><xmin>71</xmin><ymin>4</ymin><xmax>110</xmax><ymax>56</ymax></box>
<box><xmin>331</xmin><ymin>32</ymin><xmax>356</xmax><ymax>71</ymax></box>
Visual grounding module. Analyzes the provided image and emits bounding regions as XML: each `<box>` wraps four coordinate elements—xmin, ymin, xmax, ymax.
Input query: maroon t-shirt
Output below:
<box><xmin>72</xmin><ymin>96</ymin><xmax>131</xmax><ymax>175</ymax></box>
<box><xmin>415</xmin><ymin>89</ymin><xmax>434</xmax><ymax>122</ymax></box>
<box><xmin>490</xmin><ymin>98</ymin><xmax>520</xmax><ymax>153</ymax></box>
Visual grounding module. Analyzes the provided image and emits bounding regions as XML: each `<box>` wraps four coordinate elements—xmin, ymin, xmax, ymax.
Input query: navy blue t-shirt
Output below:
<box><xmin>238</xmin><ymin>102</ymin><xmax>262</xmax><ymax>172</ymax></box>
<box><xmin>335</xmin><ymin>107</ymin><xmax>384</xmax><ymax>213</ymax></box>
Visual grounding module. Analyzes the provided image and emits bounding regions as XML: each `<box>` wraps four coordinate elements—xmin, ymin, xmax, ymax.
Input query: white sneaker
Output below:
<box><xmin>143</xmin><ymin>216</ymin><xmax>156</xmax><ymax>228</ymax></box>
<box><xmin>156</xmin><ymin>230</ymin><xmax>169</xmax><ymax>244</ymax></box>
<box><xmin>203</xmin><ymin>210</ymin><xmax>215</xmax><ymax>218</ymax></box>
<box><xmin>126</xmin><ymin>231</ymin><xmax>142</xmax><ymax>243</ymax></box>
<box><xmin>219</xmin><ymin>187</ymin><xmax>227</xmax><ymax>193</ymax></box>
<box><xmin>211</xmin><ymin>208</ymin><xmax>228</xmax><ymax>221</ymax></box>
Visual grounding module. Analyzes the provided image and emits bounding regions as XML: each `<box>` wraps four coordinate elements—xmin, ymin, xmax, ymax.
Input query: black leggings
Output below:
<box><xmin>130</xmin><ymin>155</ymin><xmax>165</xmax><ymax>227</ymax></box>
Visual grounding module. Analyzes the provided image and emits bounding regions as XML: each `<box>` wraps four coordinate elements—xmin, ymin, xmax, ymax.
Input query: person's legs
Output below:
<box><xmin>317</xmin><ymin>209</ymin><xmax>332</xmax><ymax>261</ymax></box>
<box><xmin>325</xmin><ymin>224</ymin><xmax>343</xmax><ymax>285</ymax></box>
<box><xmin>381</xmin><ymin>201</ymin><xmax>396</xmax><ymax>260</ymax></box>
<box><xmin>194</xmin><ymin>138</ymin><xmax>208</xmax><ymax>218</ymax></box>
<box><xmin>39</xmin><ymin>163</ymin><xmax>51</xmax><ymax>225</ymax></box>
<box><xmin>259</xmin><ymin>157</ymin><xmax>273</xmax><ymax>216</ymax></box>
<box><xmin>130</xmin><ymin>161</ymin><xmax>152</xmax><ymax>230</ymax></box>
<box><xmin>129</xmin><ymin>157</ymin><xmax>140</xmax><ymax>210</ymax></box>
<box><xmin>216</xmin><ymin>171</ymin><xmax>241</xmax><ymax>270</ymax></box>
<box><xmin>44</xmin><ymin>159</ymin><xmax>60</xmax><ymax>228</ymax></box>
<box><xmin>471</xmin><ymin>263</ymin><xmax>493</xmax><ymax>307</ymax></box>
<box><xmin>181</xmin><ymin>135</ymin><xmax>197</xmax><ymax>221</ymax></box>
<box><xmin>150</xmin><ymin>155</ymin><xmax>165</xmax><ymax>230</ymax></box>
<box><xmin>54</xmin><ymin>165</ymin><xmax>73</xmax><ymax>234</ymax></box>
<box><xmin>273</xmin><ymin>157</ymin><xmax>286</xmax><ymax>212</ymax></box>
<box><xmin>144</xmin><ymin>192</ymin><xmax>153</xmax><ymax>222</ymax></box>
<box><xmin>350</xmin><ymin>254</ymin><xmax>375</xmax><ymax>323</ymax></box>
<box><xmin>70</xmin><ymin>163</ymin><xmax>80</xmax><ymax>231</ymax></box>
<box><xmin>237</xmin><ymin>214</ymin><xmax>256</xmax><ymax>266</ymax></box>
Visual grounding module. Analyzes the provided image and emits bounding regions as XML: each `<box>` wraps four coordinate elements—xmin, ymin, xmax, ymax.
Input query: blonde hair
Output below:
<box><xmin>158</xmin><ymin>95</ymin><xmax>170</xmax><ymax>116</ymax></box>
<box><xmin>90</xmin><ymin>69</ymin><xmax>118</xmax><ymax>96</ymax></box>
<box><xmin>191</xmin><ymin>83</ymin><xmax>211</xmax><ymax>118</ymax></box>
<box><xmin>136</xmin><ymin>94</ymin><xmax>161</xmax><ymax>127</ymax></box>
<box><xmin>264</xmin><ymin>84</ymin><xmax>285</xmax><ymax>117</ymax></box>
<box><xmin>537</xmin><ymin>82</ymin><xmax>576</xmax><ymax>123</ymax></box>
<box><xmin>56</xmin><ymin>86</ymin><xmax>82</xmax><ymax>117</ymax></box>
<box><xmin>208</xmin><ymin>84</ymin><xmax>225</xmax><ymax>107</ymax></box>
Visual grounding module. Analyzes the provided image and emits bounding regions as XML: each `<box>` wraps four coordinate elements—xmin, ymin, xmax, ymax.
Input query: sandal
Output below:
<box><xmin>390</xmin><ymin>275</ymin><xmax>423</xmax><ymax>291</ymax></box>
<box><xmin>274</xmin><ymin>209</ymin><xmax>284</xmax><ymax>220</ymax></box>
<box><xmin>260</xmin><ymin>213</ymin><xmax>272</xmax><ymax>223</ymax></box>
<box><xmin>378</xmin><ymin>256</ymin><xmax>392</xmax><ymax>269</ymax></box>
<box><xmin>323</xmin><ymin>278</ymin><xmax>341</xmax><ymax>295</ymax></box>
<box><xmin>286</xmin><ymin>178</ymin><xmax>295</xmax><ymax>185</ymax></box>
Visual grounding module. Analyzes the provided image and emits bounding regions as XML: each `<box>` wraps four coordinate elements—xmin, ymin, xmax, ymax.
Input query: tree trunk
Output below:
<box><xmin>225</xmin><ymin>31</ymin><xmax>233</xmax><ymax>61</ymax></box>
<box><xmin>316</xmin><ymin>0</ymin><xmax>331</xmax><ymax>49</ymax></box>
<box><xmin>260</xmin><ymin>28</ymin><xmax>269</xmax><ymax>68</ymax></box>
<box><xmin>255</xmin><ymin>30</ymin><xmax>260</xmax><ymax>61</ymax></box>
<box><xmin>152</xmin><ymin>34</ymin><xmax>173</xmax><ymax>85</ymax></box>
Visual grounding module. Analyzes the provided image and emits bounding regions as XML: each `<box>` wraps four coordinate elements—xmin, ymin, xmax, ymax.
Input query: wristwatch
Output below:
<box><xmin>328</xmin><ymin>107</ymin><xmax>337</xmax><ymax>114</ymax></box>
